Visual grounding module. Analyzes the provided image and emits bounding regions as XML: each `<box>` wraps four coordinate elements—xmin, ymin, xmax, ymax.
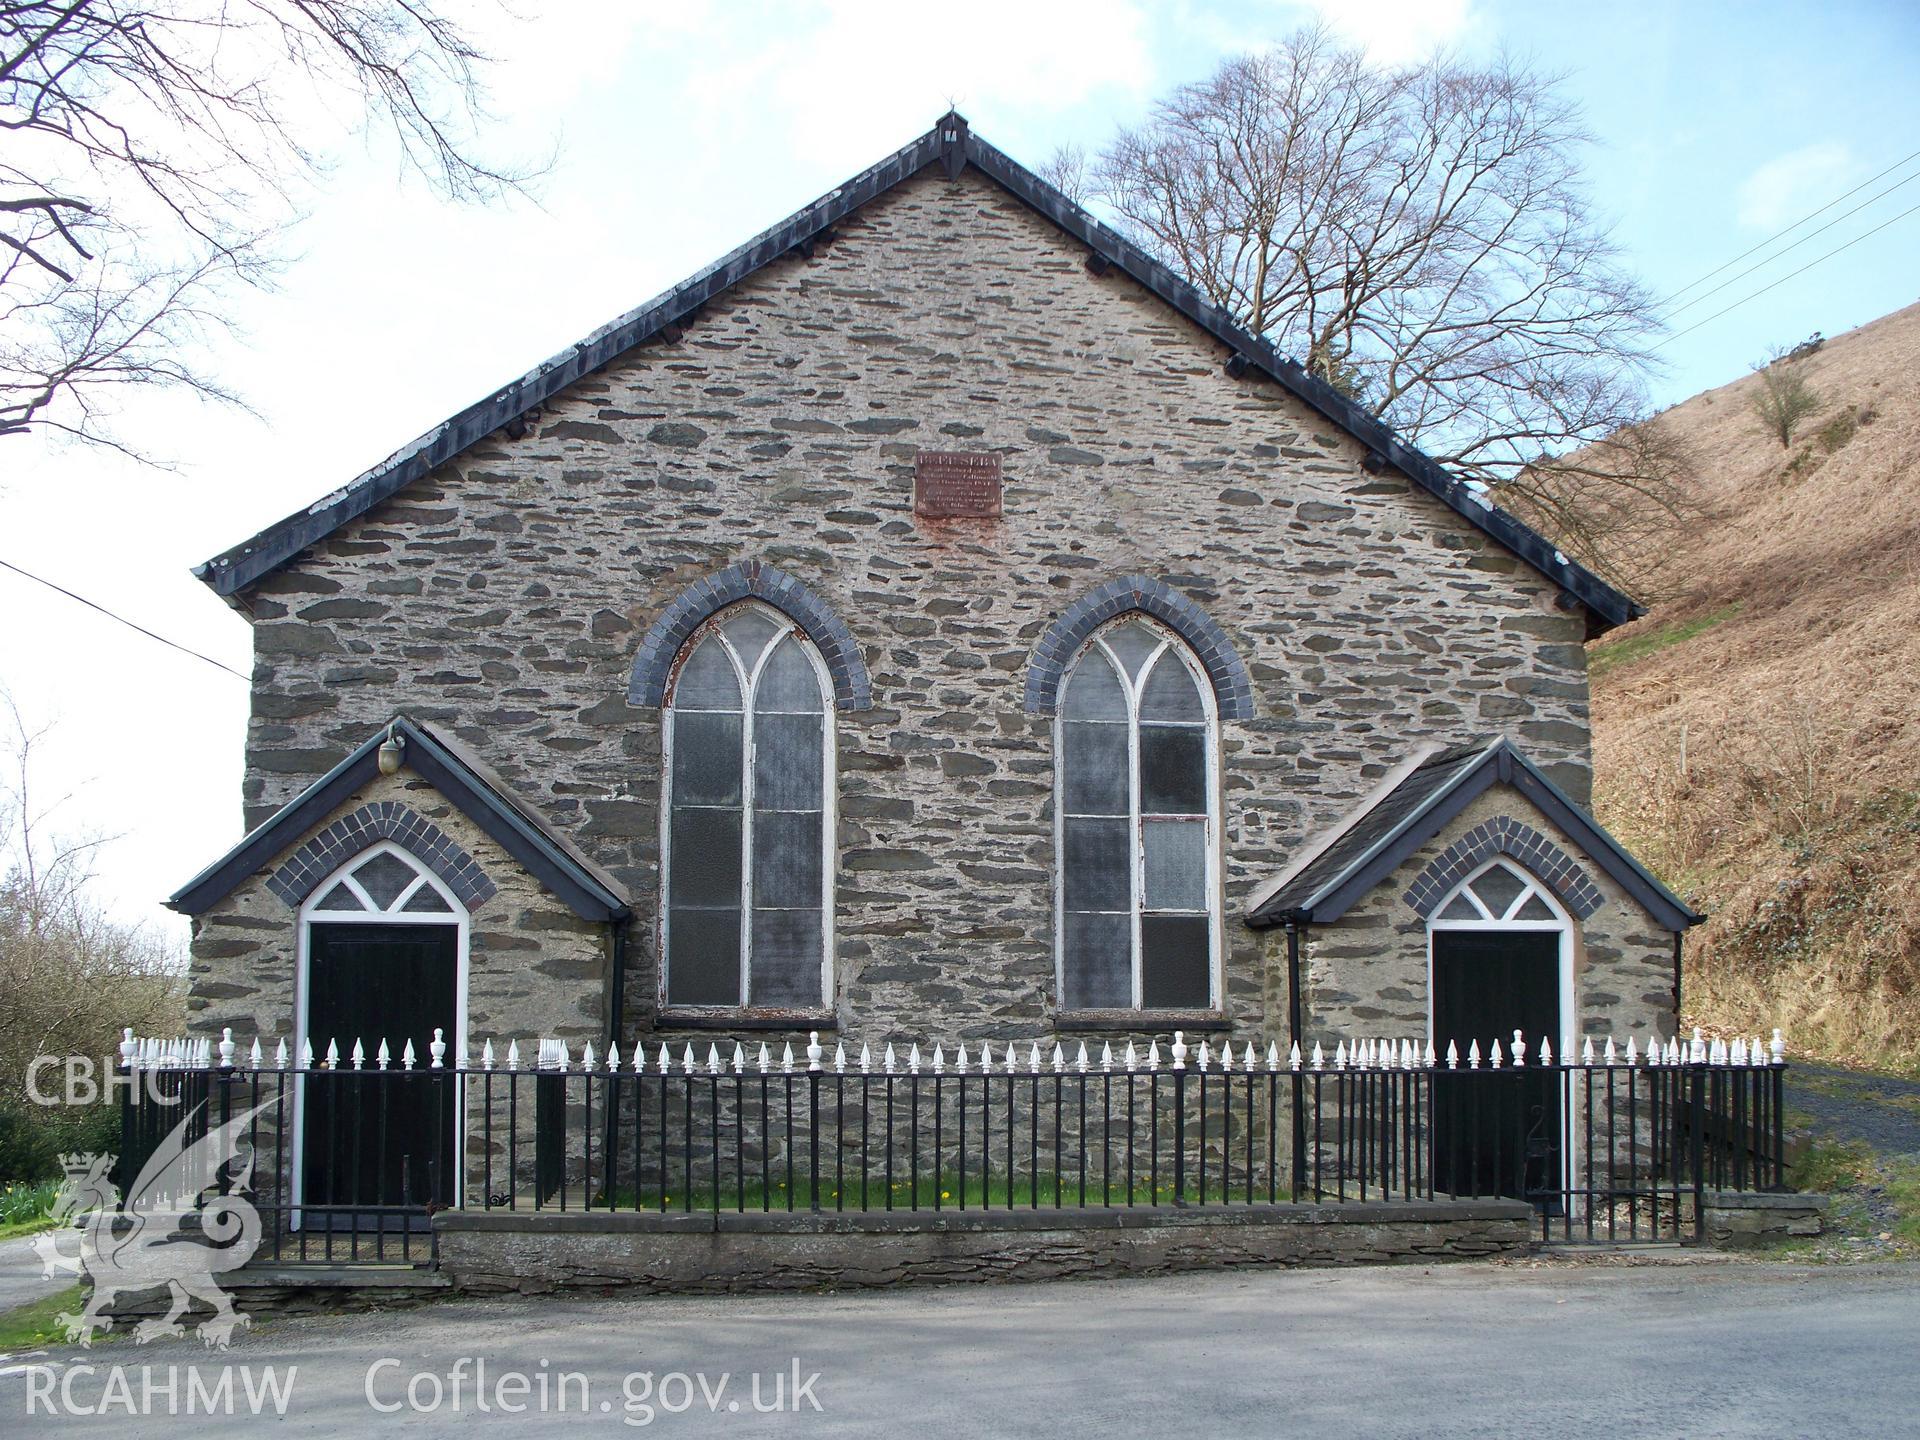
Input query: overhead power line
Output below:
<box><xmin>1659</xmin><ymin>145</ymin><xmax>1920</xmax><ymax>307</ymax></box>
<box><xmin>1663</xmin><ymin>165</ymin><xmax>1920</xmax><ymax>319</ymax></box>
<box><xmin>0</xmin><ymin>556</ymin><xmax>248</xmax><ymax>680</ymax></box>
<box><xmin>1654</xmin><ymin>197</ymin><xmax>1920</xmax><ymax>350</ymax></box>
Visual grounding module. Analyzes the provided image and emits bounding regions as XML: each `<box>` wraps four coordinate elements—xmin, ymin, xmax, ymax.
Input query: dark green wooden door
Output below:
<box><xmin>303</xmin><ymin>922</ymin><xmax>457</xmax><ymax>1214</ymax></box>
<box><xmin>1431</xmin><ymin>929</ymin><xmax>1561</xmax><ymax>1203</ymax></box>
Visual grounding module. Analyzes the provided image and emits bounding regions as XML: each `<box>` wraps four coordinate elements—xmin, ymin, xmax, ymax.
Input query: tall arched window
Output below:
<box><xmin>663</xmin><ymin>602</ymin><xmax>832</xmax><ymax>1010</ymax></box>
<box><xmin>1056</xmin><ymin>616</ymin><xmax>1219</xmax><ymax>1011</ymax></box>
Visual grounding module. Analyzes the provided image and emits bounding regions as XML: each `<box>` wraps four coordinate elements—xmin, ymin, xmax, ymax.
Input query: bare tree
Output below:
<box><xmin>1069</xmin><ymin>26</ymin><xmax>1686</xmax><ymax>578</ymax></box>
<box><xmin>1750</xmin><ymin>352</ymin><xmax>1821</xmax><ymax>449</ymax></box>
<box><xmin>1</xmin><ymin>1</ymin><xmax>535</xmax><ymax>454</ymax></box>
<box><xmin>0</xmin><ymin>694</ymin><xmax>182</xmax><ymax>1121</ymax></box>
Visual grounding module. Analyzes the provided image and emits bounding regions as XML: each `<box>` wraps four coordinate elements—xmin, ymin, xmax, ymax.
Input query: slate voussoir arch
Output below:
<box><xmin>1025</xmin><ymin>576</ymin><xmax>1254</xmax><ymax>720</ymax></box>
<box><xmin>1404</xmin><ymin>817</ymin><xmax>1606</xmax><ymax>921</ymax></box>
<box><xmin>628</xmin><ymin>560</ymin><xmax>872</xmax><ymax>710</ymax></box>
<box><xmin>267</xmin><ymin>802</ymin><xmax>496</xmax><ymax>911</ymax></box>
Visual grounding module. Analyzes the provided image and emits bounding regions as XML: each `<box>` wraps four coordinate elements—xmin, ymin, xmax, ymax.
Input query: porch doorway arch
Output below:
<box><xmin>1427</xmin><ymin>858</ymin><xmax>1575</xmax><ymax>1202</ymax></box>
<box><xmin>293</xmin><ymin>841</ymin><xmax>468</xmax><ymax>1224</ymax></box>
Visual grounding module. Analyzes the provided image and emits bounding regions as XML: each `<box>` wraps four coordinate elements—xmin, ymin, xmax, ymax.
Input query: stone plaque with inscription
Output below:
<box><xmin>913</xmin><ymin>451</ymin><xmax>1003</xmax><ymax>518</ymax></box>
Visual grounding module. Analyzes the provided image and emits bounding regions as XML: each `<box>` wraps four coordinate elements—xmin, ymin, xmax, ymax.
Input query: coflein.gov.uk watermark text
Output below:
<box><xmin>20</xmin><ymin>1358</ymin><xmax>825</xmax><ymax>1425</ymax></box>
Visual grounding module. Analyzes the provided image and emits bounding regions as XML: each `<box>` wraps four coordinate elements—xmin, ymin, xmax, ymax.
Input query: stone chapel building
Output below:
<box><xmin>170</xmin><ymin>114</ymin><xmax>1701</xmax><ymax>1076</ymax></box>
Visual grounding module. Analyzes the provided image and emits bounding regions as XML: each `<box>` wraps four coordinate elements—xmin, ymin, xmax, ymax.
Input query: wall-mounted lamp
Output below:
<box><xmin>377</xmin><ymin>729</ymin><xmax>406</xmax><ymax>776</ymax></box>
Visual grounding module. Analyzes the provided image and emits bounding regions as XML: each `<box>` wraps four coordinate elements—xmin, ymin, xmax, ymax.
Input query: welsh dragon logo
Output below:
<box><xmin>31</xmin><ymin>1102</ymin><xmax>269</xmax><ymax>1348</ymax></box>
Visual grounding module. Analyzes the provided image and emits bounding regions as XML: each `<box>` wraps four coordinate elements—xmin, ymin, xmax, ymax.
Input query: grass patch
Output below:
<box><xmin>1885</xmin><ymin>1161</ymin><xmax>1920</xmax><ymax>1245</ymax></box>
<box><xmin>1789</xmin><ymin>1138</ymin><xmax>1872</xmax><ymax>1194</ymax></box>
<box><xmin>0</xmin><ymin>1179</ymin><xmax>60</xmax><ymax>1234</ymax></box>
<box><xmin>0</xmin><ymin>1284</ymin><xmax>83</xmax><ymax>1354</ymax></box>
<box><xmin>589</xmin><ymin>1168</ymin><xmax>1279</xmax><ymax>1213</ymax></box>
<box><xmin>1588</xmin><ymin>604</ymin><xmax>1740</xmax><ymax>680</ymax></box>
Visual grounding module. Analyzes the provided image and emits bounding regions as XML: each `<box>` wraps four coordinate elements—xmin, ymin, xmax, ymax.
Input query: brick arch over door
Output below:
<box><xmin>1023</xmin><ymin>576</ymin><xmax>1255</xmax><ymax>719</ymax></box>
<box><xmin>627</xmin><ymin>560</ymin><xmax>872</xmax><ymax>710</ymax></box>
<box><xmin>267</xmin><ymin>802</ymin><xmax>497</xmax><ymax>910</ymax></box>
<box><xmin>1403</xmin><ymin>817</ymin><xmax>1606</xmax><ymax>920</ymax></box>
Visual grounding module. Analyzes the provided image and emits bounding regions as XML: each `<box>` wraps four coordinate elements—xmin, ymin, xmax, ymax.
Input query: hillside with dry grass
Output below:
<box><xmin>1585</xmin><ymin>300</ymin><xmax>1920</xmax><ymax>1072</ymax></box>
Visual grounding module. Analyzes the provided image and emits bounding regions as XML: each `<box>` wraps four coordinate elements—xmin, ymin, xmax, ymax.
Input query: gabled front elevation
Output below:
<box><xmin>169</xmin><ymin>112</ymin><xmax>1695</xmax><ymax>1092</ymax></box>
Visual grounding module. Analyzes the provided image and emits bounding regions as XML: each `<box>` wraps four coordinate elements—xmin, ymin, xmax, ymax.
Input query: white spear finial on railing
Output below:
<box><xmin>1147</xmin><ymin>1040</ymin><xmax>1162</xmax><ymax>1072</ymax></box>
<box><xmin>957</xmin><ymin>1042</ymin><xmax>970</xmax><ymax>1073</ymax></box>
<box><xmin>859</xmin><ymin>1042</ymin><xmax>873</xmax><ymax>1074</ymax></box>
<box><xmin>578</xmin><ymin>1041</ymin><xmax>595</xmax><ymax>1072</ymax></box>
<box><xmin>701</xmin><ymin>1043</ymin><xmax>718</xmax><ymax>1076</ymax></box>
<box><xmin>1730</xmin><ymin>1037</ymin><xmax>1747</xmax><ymax>1066</ymax></box>
<box><xmin>1310</xmin><ymin>1040</ymin><xmax>1324</xmax><ymax>1070</ymax></box>
<box><xmin>1006</xmin><ymin>1042</ymin><xmax>1019</xmax><ymax>1075</ymax></box>
<box><xmin>1466</xmin><ymin>1039</ymin><xmax>1480</xmax><ymax>1070</ymax></box>
<box><xmin>1711</xmin><ymin>1036</ymin><xmax>1728</xmax><ymax>1066</ymax></box>
<box><xmin>1751</xmin><ymin>1035</ymin><xmax>1765</xmax><ymax>1066</ymax></box>
<box><xmin>751</xmin><ymin>1042</ymin><xmax>766</xmax><ymax>1074</ymax></box>
<box><xmin>677</xmin><ymin>1043</ymin><xmax>693</xmax><ymax>1074</ymax></box>
<box><xmin>482</xmin><ymin>1039</ymin><xmax>496</xmax><ymax>1071</ymax></box>
<box><xmin>934</xmin><ymin>1044</ymin><xmax>947</xmax><ymax>1075</ymax></box>
<box><xmin>834</xmin><ymin>1042</ymin><xmax>848</xmax><ymax>1074</ymax></box>
<box><xmin>1125</xmin><ymin>1041</ymin><xmax>1139</xmax><ymax>1073</ymax></box>
<box><xmin>978</xmin><ymin>1040</ymin><xmax>994</xmax><ymax>1071</ymax></box>
<box><xmin>1027</xmin><ymin>1041</ymin><xmax>1042</xmax><ymax>1074</ymax></box>
<box><xmin>605</xmin><ymin>1042</ymin><xmax>620</xmax><ymax>1073</ymax></box>
<box><xmin>400</xmin><ymin>1039</ymin><xmax>416</xmax><ymax>1070</ymax></box>
<box><xmin>780</xmin><ymin>1042</ymin><xmax>793</xmax><ymax>1074</ymax></box>
<box><xmin>655</xmin><ymin>1042</ymin><xmax>670</xmax><ymax>1074</ymax></box>
<box><xmin>1537</xmin><ymin>1035</ymin><xmax>1552</xmax><ymax>1067</ymax></box>
<box><xmin>300</xmin><ymin>1038</ymin><xmax>314</xmax><ymax>1070</ymax></box>
<box><xmin>1195</xmin><ymin>1039</ymin><xmax>1211</xmax><ymax>1072</ymax></box>
<box><xmin>907</xmin><ymin>1043</ymin><xmax>922</xmax><ymax>1075</ymax></box>
<box><xmin>727</xmin><ymin>1042</ymin><xmax>742</xmax><ymax>1075</ymax></box>
<box><xmin>247</xmin><ymin>1037</ymin><xmax>263</xmax><ymax>1069</ymax></box>
<box><xmin>1245</xmin><ymin>1041</ymin><xmax>1259</xmax><ymax>1072</ymax></box>
<box><xmin>1668</xmin><ymin>1036</ymin><xmax>1683</xmax><ymax>1065</ymax></box>
<box><xmin>1333</xmin><ymin>1040</ymin><xmax>1347</xmax><ymax>1071</ymax></box>
<box><xmin>882</xmin><ymin>1041</ymin><xmax>897</xmax><ymax>1075</ymax></box>
<box><xmin>1603</xmin><ymin>1037</ymin><xmax>1617</xmax><ymax>1066</ymax></box>
<box><xmin>1047</xmin><ymin>1043</ymin><xmax>1062</xmax><ymax>1074</ymax></box>
<box><xmin>504</xmin><ymin>1039</ymin><xmax>521</xmax><ymax>1071</ymax></box>
<box><xmin>1771</xmin><ymin>1028</ymin><xmax>1785</xmax><ymax>1064</ymax></box>
<box><xmin>1102</xmin><ymin>1041</ymin><xmax>1115</xmax><ymax>1073</ymax></box>
<box><xmin>1442</xmin><ymin>1040</ymin><xmax>1456</xmax><ymax>1070</ymax></box>
<box><xmin>1075</xmin><ymin>1042</ymin><xmax>1089</xmax><ymax>1074</ymax></box>
<box><xmin>274</xmin><ymin>1038</ymin><xmax>289</xmax><ymax>1070</ymax></box>
<box><xmin>1286</xmin><ymin>1042</ymin><xmax>1299</xmax><ymax>1071</ymax></box>
<box><xmin>357</xmin><ymin>1038</ymin><xmax>371</xmax><ymax>1071</ymax></box>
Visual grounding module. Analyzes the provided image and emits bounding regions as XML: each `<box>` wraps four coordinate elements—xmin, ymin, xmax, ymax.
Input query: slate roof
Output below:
<box><xmin>192</xmin><ymin>113</ymin><xmax>1641</xmax><ymax>632</ymax></box>
<box><xmin>1244</xmin><ymin>738</ymin><xmax>1703</xmax><ymax>932</ymax></box>
<box><xmin>168</xmin><ymin>716</ymin><xmax>631</xmax><ymax>922</ymax></box>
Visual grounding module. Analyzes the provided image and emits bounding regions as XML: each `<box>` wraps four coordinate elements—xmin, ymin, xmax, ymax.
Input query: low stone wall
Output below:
<box><xmin>432</xmin><ymin>1201</ymin><xmax>1535</xmax><ymax>1295</ymax></box>
<box><xmin>1701</xmin><ymin>1191</ymin><xmax>1829</xmax><ymax>1250</ymax></box>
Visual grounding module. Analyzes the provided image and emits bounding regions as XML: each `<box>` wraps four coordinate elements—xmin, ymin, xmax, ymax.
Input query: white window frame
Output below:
<box><xmin>1052</xmin><ymin>615</ymin><xmax>1223</xmax><ymax>1012</ymax></box>
<box><xmin>659</xmin><ymin>600</ymin><xmax>837</xmax><ymax>1013</ymax></box>
<box><xmin>291</xmin><ymin>840</ymin><xmax>469</xmax><ymax>1227</ymax></box>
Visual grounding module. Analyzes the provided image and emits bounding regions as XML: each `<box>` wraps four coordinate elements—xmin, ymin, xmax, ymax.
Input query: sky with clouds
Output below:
<box><xmin>3</xmin><ymin>0</ymin><xmax>1917</xmax><ymax>945</ymax></box>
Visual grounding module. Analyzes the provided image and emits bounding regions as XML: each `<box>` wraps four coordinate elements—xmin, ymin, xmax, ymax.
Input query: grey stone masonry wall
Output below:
<box><xmin>1701</xmin><ymin>1191</ymin><xmax>1828</xmax><ymax>1250</ymax></box>
<box><xmin>1285</xmin><ymin>786</ymin><xmax>1676</xmax><ymax>1049</ymax></box>
<box><xmin>202</xmin><ymin>163</ymin><xmax>1595</xmax><ymax>1049</ymax></box>
<box><xmin>434</xmin><ymin>1202</ymin><xmax>1535</xmax><ymax>1295</ymax></box>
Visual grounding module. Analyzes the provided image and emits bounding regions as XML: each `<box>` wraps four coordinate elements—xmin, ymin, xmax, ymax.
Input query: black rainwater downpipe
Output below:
<box><xmin>1671</xmin><ymin>929</ymin><xmax>1684</xmax><ymax>1029</ymax></box>
<box><xmin>600</xmin><ymin>917</ymin><xmax>630</xmax><ymax>1195</ymax></box>
<box><xmin>1287</xmin><ymin>921</ymin><xmax>1308</xmax><ymax>1201</ymax></box>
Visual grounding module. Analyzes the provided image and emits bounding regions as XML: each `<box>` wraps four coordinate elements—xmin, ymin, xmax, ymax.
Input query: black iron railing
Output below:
<box><xmin>115</xmin><ymin>1027</ymin><xmax>1788</xmax><ymax>1259</ymax></box>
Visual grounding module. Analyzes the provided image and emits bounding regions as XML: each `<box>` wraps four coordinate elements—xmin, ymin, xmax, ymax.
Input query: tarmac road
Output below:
<box><xmin>3</xmin><ymin>1256</ymin><xmax>1916</xmax><ymax>1437</ymax></box>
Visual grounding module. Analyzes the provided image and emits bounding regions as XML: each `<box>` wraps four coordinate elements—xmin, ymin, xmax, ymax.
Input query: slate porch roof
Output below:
<box><xmin>192</xmin><ymin>112</ymin><xmax>1640</xmax><ymax>633</ymax></box>
<box><xmin>1244</xmin><ymin>738</ymin><xmax>1703</xmax><ymax>932</ymax></box>
<box><xmin>168</xmin><ymin>716</ymin><xmax>631</xmax><ymax>922</ymax></box>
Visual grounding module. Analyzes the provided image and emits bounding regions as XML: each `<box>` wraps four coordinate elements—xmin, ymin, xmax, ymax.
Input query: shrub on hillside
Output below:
<box><xmin>1751</xmin><ymin>352</ymin><xmax>1822</xmax><ymax>449</ymax></box>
